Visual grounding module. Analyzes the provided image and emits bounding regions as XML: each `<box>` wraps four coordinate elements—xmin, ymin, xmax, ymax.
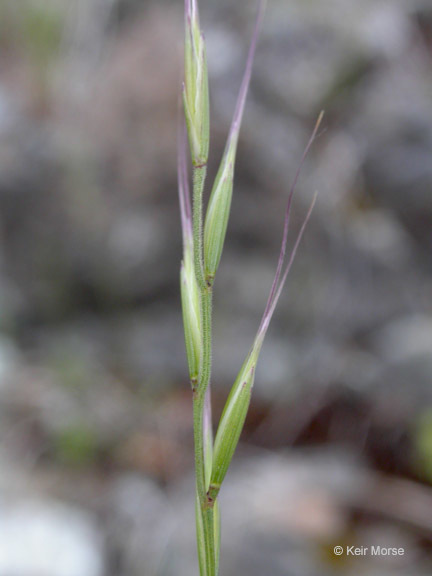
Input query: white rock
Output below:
<box><xmin>0</xmin><ymin>500</ymin><xmax>104</xmax><ymax>576</ymax></box>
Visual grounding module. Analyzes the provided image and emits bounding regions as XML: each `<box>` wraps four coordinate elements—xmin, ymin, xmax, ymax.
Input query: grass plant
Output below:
<box><xmin>179</xmin><ymin>1</ymin><xmax>322</xmax><ymax>574</ymax></box>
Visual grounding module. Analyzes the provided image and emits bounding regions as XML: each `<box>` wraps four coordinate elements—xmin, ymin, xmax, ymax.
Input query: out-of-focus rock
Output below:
<box><xmin>368</xmin><ymin>315</ymin><xmax>432</xmax><ymax>407</ymax></box>
<box><xmin>107</xmin><ymin>474</ymin><xmax>176</xmax><ymax>576</ymax></box>
<box><xmin>0</xmin><ymin>5</ymin><xmax>182</xmax><ymax>325</ymax></box>
<box><xmin>0</xmin><ymin>500</ymin><xmax>104</xmax><ymax>576</ymax></box>
<box><xmin>373</xmin><ymin>315</ymin><xmax>432</xmax><ymax>363</ymax></box>
<box><xmin>84</xmin><ymin>5</ymin><xmax>181</xmax><ymax>200</ymax></box>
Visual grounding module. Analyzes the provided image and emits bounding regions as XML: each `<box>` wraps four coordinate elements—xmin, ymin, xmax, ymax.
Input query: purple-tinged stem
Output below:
<box><xmin>178</xmin><ymin>121</ymin><xmax>193</xmax><ymax>247</ymax></box>
<box><xmin>185</xmin><ymin>0</ymin><xmax>196</xmax><ymax>22</ymax></box>
<box><xmin>258</xmin><ymin>192</ymin><xmax>318</xmax><ymax>339</ymax></box>
<box><xmin>223</xmin><ymin>0</ymin><xmax>266</xmax><ymax>155</ymax></box>
<box><xmin>261</xmin><ymin>111</ymin><xmax>324</xmax><ymax>325</ymax></box>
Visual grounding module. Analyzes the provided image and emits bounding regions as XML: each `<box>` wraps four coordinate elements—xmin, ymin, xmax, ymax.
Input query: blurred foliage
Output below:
<box><xmin>22</xmin><ymin>2</ymin><xmax>62</xmax><ymax>68</ymax></box>
<box><xmin>0</xmin><ymin>0</ymin><xmax>62</xmax><ymax>71</ymax></box>
<box><xmin>54</xmin><ymin>425</ymin><xmax>99</xmax><ymax>466</ymax></box>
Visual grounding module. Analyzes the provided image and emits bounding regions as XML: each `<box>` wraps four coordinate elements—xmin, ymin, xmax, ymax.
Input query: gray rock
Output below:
<box><xmin>107</xmin><ymin>474</ymin><xmax>175</xmax><ymax>576</ymax></box>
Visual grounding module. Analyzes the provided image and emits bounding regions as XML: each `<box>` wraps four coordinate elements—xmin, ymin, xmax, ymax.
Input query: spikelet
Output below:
<box><xmin>184</xmin><ymin>0</ymin><xmax>210</xmax><ymax>167</ymax></box>
<box><xmin>178</xmin><ymin>122</ymin><xmax>202</xmax><ymax>384</ymax></box>
<box><xmin>209</xmin><ymin>113</ymin><xmax>323</xmax><ymax>500</ymax></box>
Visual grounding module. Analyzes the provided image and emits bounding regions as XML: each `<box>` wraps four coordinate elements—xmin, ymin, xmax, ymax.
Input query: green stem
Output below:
<box><xmin>192</xmin><ymin>164</ymin><xmax>216</xmax><ymax>576</ymax></box>
<box><xmin>192</xmin><ymin>290</ymin><xmax>211</xmax><ymax>492</ymax></box>
<box><xmin>193</xmin><ymin>165</ymin><xmax>207</xmax><ymax>291</ymax></box>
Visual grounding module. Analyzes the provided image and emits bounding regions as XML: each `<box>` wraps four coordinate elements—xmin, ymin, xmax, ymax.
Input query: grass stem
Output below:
<box><xmin>192</xmin><ymin>163</ymin><xmax>216</xmax><ymax>574</ymax></box>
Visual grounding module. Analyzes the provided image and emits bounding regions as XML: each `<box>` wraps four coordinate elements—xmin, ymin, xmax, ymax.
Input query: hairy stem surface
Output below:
<box><xmin>192</xmin><ymin>164</ymin><xmax>216</xmax><ymax>575</ymax></box>
<box><xmin>193</xmin><ymin>165</ymin><xmax>207</xmax><ymax>291</ymax></box>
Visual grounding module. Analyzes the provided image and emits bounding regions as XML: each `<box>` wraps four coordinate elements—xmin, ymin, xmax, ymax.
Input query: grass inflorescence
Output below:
<box><xmin>179</xmin><ymin>1</ymin><xmax>322</xmax><ymax>574</ymax></box>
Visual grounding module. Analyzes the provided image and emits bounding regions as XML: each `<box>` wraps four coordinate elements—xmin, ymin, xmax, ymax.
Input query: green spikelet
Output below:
<box><xmin>180</xmin><ymin>249</ymin><xmax>201</xmax><ymax>385</ymax></box>
<box><xmin>184</xmin><ymin>1</ymin><xmax>210</xmax><ymax>167</ymax></box>
<box><xmin>209</xmin><ymin>341</ymin><xmax>261</xmax><ymax>500</ymax></box>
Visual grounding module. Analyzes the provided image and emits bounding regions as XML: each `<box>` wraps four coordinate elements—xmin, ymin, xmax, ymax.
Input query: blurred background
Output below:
<box><xmin>0</xmin><ymin>0</ymin><xmax>431</xmax><ymax>574</ymax></box>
